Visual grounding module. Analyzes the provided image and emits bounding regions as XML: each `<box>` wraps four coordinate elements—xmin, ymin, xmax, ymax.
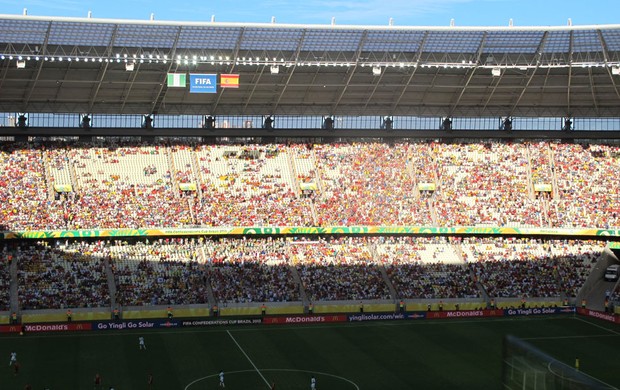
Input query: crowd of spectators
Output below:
<box><xmin>377</xmin><ymin>236</ymin><xmax>480</xmax><ymax>299</ymax></box>
<box><xmin>0</xmin><ymin>235</ymin><xmax>612</xmax><ymax>312</ymax></box>
<box><xmin>63</xmin><ymin>142</ymin><xmax>193</xmax><ymax>229</ymax></box>
<box><xmin>312</xmin><ymin>142</ymin><xmax>432</xmax><ymax>226</ymax></box>
<box><xmin>549</xmin><ymin>142</ymin><xmax>620</xmax><ymax>228</ymax></box>
<box><xmin>0</xmin><ymin>144</ymin><xmax>66</xmax><ymax>230</ymax></box>
<box><xmin>2</xmin><ymin>139</ymin><xmax>620</xmax><ymax>230</ymax></box>
<box><xmin>528</xmin><ymin>141</ymin><xmax>554</xmax><ymax>187</ymax></box>
<box><xmin>106</xmin><ymin>238</ymin><xmax>209</xmax><ymax>306</ymax></box>
<box><xmin>433</xmin><ymin>142</ymin><xmax>540</xmax><ymax>227</ymax></box>
<box><xmin>16</xmin><ymin>241</ymin><xmax>110</xmax><ymax>309</ymax></box>
<box><xmin>204</xmin><ymin>237</ymin><xmax>300</xmax><ymax>303</ymax></box>
<box><xmin>0</xmin><ymin>246</ymin><xmax>11</xmax><ymax>311</ymax></box>
<box><xmin>193</xmin><ymin>144</ymin><xmax>314</xmax><ymax>226</ymax></box>
<box><xmin>462</xmin><ymin>237</ymin><xmax>604</xmax><ymax>298</ymax></box>
<box><xmin>2</xmin><ymin>138</ymin><xmax>620</xmax><ymax>312</ymax></box>
<box><xmin>292</xmin><ymin>236</ymin><xmax>392</xmax><ymax>301</ymax></box>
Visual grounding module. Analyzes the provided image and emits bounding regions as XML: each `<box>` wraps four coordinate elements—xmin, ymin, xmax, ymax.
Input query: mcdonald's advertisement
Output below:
<box><xmin>0</xmin><ymin>322</ymin><xmax>92</xmax><ymax>333</ymax></box>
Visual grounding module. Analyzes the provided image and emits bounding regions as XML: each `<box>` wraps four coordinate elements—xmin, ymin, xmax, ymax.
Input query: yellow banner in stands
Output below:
<box><xmin>534</xmin><ymin>183</ymin><xmax>552</xmax><ymax>192</ymax></box>
<box><xmin>54</xmin><ymin>184</ymin><xmax>73</xmax><ymax>192</ymax></box>
<box><xmin>179</xmin><ymin>183</ymin><xmax>197</xmax><ymax>191</ymax></box>
<box><xmin>418</xmin><ymin>182</ymin><xmax>436</xmax><ymax>191</ymax></box>
<box><xmin>300</xmin><ymin>182</ymin><xmax>317</xmax><ymax>190</ymax></box>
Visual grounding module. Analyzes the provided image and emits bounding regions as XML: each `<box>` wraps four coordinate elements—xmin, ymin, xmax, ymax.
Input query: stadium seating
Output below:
<box><xmin>15</xmin><ymin>242</ymin><xmax>110</xmax><ymax>310</ymax></box>
<box><xmin>0</xmin><ymin>139</ymin><xmax>618</xmax><ymax>314</ymax></box>
<box><xmin>2</xmin><ymin>140</ymin><xmax>620</xmax><ymax>230</ymax></box>
<box><xmin>0</xmin><ymin>247</ymin><xmax>10</xmax><ymax>311</ymax></box>
<box><xmin>0</xmin><ymin>235</ymin><xmax>610</xmax><ymax>313</ymax></box>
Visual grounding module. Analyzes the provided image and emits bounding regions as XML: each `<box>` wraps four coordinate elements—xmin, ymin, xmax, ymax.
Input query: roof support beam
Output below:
<box><xmin>387</xmin><ymin>32</ymin><xmax>429</xmax><ymax>115</ymax></box>
<box><xmin>330</xmin><ymin>30</ymin><xmax>368</xmax><ymax>114</ymax></box>
<box><xmin>119</xmin><ymin>62</ymin><xmax>142</xmax><ymax>113</ymax></box>
<box><xmin>150</xmin><ymin>26</ymin><xmax>183</xmax><ymax>115</ymax></box>
<box><xmin>509</xmin><ymin>31</ymin><xmax>549</xmax><ymax>117</ymax></box>
<box><xmin>481</xmin><ymin>71</ymin><xmax>505</xmax><ymax>114</ymax></box>
<box><xmin>567</xmin><ymin>30</ymin><xmax>574</xmax><ymax>115</ymax></box>
<box><xmin>23</xmin><ymin>21</ymin><xmax>52</xmax><ymax>110</ymax></box>
<box><xmin>447</xmin><ymin>32</ymin><xmax>487</xmax><ymax>117</ymax></box>
<box><xmin>88</xmin><ymin>25</ymin><xmax>119</xmax><ymax>112</ymax></box>
<box><xmin>361</xmin><ymin>66</ymin><xmax>386</xmax><ymax>112</ymax></box>
<box><xmin>272</xmin><ymin>30</ymin><xmax>307</xmax><ymax>113</ymax></box>
<box><xmin>587</xmin><ymin>68</ymin><xmax>600</xmax><ymax>116</ymax></box>
<box><xmin>298</xmin><ymin>64</ymin><xmax>324</xmax><ymax>114</ymax></box>
<box><xmin>242</xmin><ymin>65</ymin><xmax>266</xmax><ymax>113</ymax></box>
<box><xmin>597</xmin><ymin>29</ymin><xmax>620</xmax><ymax>101</ymax></box>
<box><xmin>212</xmin><ymin>27</ymin><xmax>246</xmax><ymax>114</ymax></box>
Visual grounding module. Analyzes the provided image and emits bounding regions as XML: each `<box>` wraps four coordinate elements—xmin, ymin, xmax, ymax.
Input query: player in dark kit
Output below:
<box><xmin>94</xmin><ymin>373</ymin><xmax>102</xmax><ymax>390</ymax></box>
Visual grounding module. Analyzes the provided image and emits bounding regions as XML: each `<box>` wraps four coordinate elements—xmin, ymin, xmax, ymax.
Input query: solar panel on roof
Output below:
<box><xmin>542</xmin><ymin>31</ymin><xmax>570</xmax><ymax>53</ymax></box>
<box><xmin>0</xmin><ymin>19</ymin><xmax>49</xmax><ymax>44</ymax></box>
<box><xmin>48</xmin><ymin>22</ymin><xmax>115</xmax><ymax>46</ymax></box>
<box><xmin>363</xmin><ymin>31</ymin><xmax>425</xmax><ymax>52</ymax></box>
<box><xmin>572</xmin><ymin>30</ymin><xmax>603</xmax><ymax>53</ymax></box>
<box><xmin>115</xmin><ymin>24</ymin><xmax>179</xmax><ymax>47</ymax></box>
<box><xmin>177</xmin><ymin>26</ymin><xmax>241</xmax><ymax>49</ymax></box>
<box><xmin>240</xmin><ymin>28</ymin><xmax>304</xmax><ymax>51</ymax></box>
<box><xmin>423</xmin><ymin>31</ymin><xmax>484</xmax><ymax>53</ymax></box>
<box><xmin>484</xmin><ymin>31</ymin><xmax>543</xmax><ymax>54</ymax></box>
<box><xmin>301</xmin><ymin>29</ymin><xmax>364</xmax><ymax>51</ymax></box>
<box><xmin>601</xmin><ymin>30</ymin><xmax>620</xmax><ymax>51</ymax></box>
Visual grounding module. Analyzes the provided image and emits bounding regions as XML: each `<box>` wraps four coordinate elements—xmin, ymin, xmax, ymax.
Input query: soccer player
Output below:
<box><xmin>219</xmin><ymin>370</ymin><xmax>225</xmax><ymax>387</ymax></box>
<box><xmin>147</xmin><ymin>373</ymin><xmax>154</xmax><ymax>390</ymax></box>
<box><xmin>94</xmin><ymin>373</ymin><xmax>102</xmax><ymax>390</ymax></box>
<box><xmin>139</xmin><ymin>336</ymin><xmax>146</xmax><ymax>350</ymax></box>
<box><xmin>311</xmin><ymin>376</ymin><xmax>316</xmax><ymax>389</ymax></box>
<box><xmin>9</xmin><ymin>351</ymin><xmax>16</xmax><ymax>366</ymax></box>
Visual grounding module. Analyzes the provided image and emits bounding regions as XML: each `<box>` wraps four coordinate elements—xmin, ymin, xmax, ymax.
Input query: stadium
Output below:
<box><xmin>1</xmin><ymin>10</ymin><xmax>620</xmax><ymax>389</ymax></box>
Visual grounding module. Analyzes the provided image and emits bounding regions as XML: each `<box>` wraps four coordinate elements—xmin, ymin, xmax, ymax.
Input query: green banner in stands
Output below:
<box><xmin>3</xmin><ymin>226</ymin><xmax>620</xmax><ymax>240</ymax></box>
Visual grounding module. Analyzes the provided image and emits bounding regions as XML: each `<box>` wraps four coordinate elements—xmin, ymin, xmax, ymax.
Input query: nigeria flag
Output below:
<box><xmin>167</xmin><ymin>73</ymin><xmax>187</xmax><ymax>87</ymax></box>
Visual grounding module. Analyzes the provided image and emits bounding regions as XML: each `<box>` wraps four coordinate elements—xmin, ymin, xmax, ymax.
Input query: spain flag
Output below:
<box><xmin>220</xmin><ymin>74</ymin><xmax>239</xmax><ymax>88</ymax></box>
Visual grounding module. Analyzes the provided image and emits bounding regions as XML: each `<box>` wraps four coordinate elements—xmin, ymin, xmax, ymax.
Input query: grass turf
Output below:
<box><xmin>1</xmin><ymin>315</ymin><xmax>619</xmax><ymax>389</ymax></box>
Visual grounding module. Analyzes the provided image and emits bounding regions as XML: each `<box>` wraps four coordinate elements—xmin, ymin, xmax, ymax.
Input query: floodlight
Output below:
<box><xmin>270</xmin><ymin>65</ymin><xmax>279</xmax><ymax>74</ymax></box>
<box><xmin>372</xmin><ymin>66</ymin><xmax>381</xmax><ymax>76</ymax></box>
<box><xmin>16</xmin><ymin>60</ymin><xmax>26</xmax><ymax>69</ymax></box>
<box><xmin>492</xmin><ymin>67</ymin><xmax>501</xmax><ymax>77</ymax></box>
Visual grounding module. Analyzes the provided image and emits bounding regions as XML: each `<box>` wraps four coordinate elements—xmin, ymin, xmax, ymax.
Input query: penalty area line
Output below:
<box><xmin>227</xmin><ymin>329</ymin><xmax>272</xmax><ymax>388</ymax></box>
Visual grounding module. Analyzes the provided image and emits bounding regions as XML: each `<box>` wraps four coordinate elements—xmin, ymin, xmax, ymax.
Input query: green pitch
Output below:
<box><xmin>1</xmin><ymin>316</ymin><xmax>619</xmax><ymax>389</ymax></box>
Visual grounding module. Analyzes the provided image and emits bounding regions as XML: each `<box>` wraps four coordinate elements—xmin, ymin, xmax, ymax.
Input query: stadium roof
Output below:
<box><xmin>1</xmin><ymin>14</ymin><xmax>620</xmax><ymax>118</ymax></box>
